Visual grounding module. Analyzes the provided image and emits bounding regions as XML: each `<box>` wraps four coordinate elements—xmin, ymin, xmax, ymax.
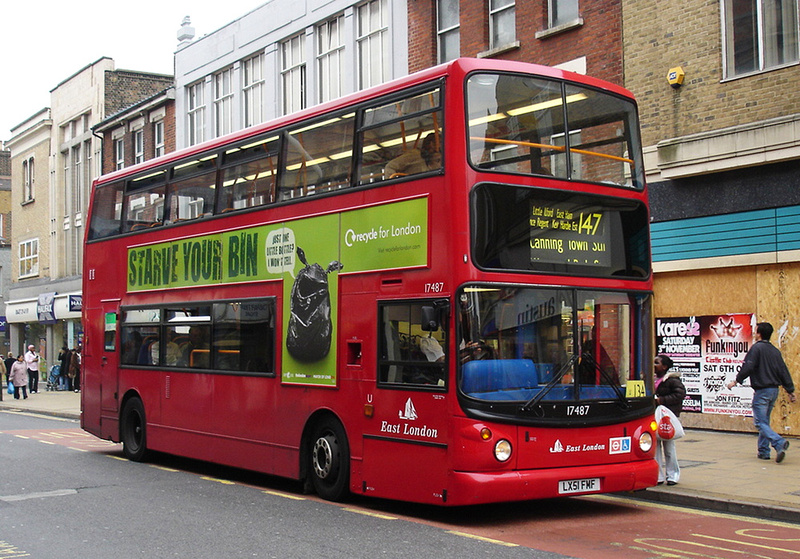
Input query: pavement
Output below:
<box><xmin>2</xmin><ymin>387</ymin><xmax>800</xmax><ymax>522</ymax></box>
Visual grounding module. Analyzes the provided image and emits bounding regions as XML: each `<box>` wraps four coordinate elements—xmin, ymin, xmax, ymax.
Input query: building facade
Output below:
<box><xmin>6</xmin><ymin>108</ymin><xmax>54</xmax><ymax>361</ymax></box>
<box><xmin>173</xmin><ymin>0</ymin><xmax>410</xmax><ymax>148</ymax></box>
<box><xmin>5</xmin><ymin>59</ymin><xmax>173</xmax><ymax>372</ymax></box>
<box><xmin>623</xmin><ymin>0</ymin><xmax>800</xmax><ymax>433</ymax></box>
<box><xmin>408</xmin><ymin>0</ymin><xmax>623</xmax><ymax>84</ymax></box>
<box><xmin>0</xmin><ymin>146</ymin><xmax>11</xmax><ymax>354</ymax></box>
<box><xmin>93</xmin><ymin>86</ymin><xmax>176</xmax><ymax>175</ymax></box>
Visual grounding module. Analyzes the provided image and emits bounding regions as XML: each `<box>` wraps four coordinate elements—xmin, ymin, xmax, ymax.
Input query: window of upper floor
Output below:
<box><xmin>722</xmin><ymin>0</ymin><xmax>800</xmax><ymax>79</ymax></box>
<box><xmin>134</xmin><ymin>129</ymin><xmax>145</xmax><ymax>164</ymax></box>
<box><xmin>187</xmin><ymin>81</ymin><xmax>206</xmax><ymax>146</ymax></box>
<box><xmin>214</xmin><ymin>68</ymin><xmax>234</xmax><ymax>137</ymax></box>
<box><xmin>19</xmin><ymin>238</ymin><xmax>39</xmax><ymax>279</ymax></box>
<box><xmin>114</xmin><ymin>138</ymin><xmax>125</xmax><ymax>170</ymax></box>
<box><xmin>490</xmin><ymin>0</ymin><xmax>516</xmax><ymax>50</ymax></box>
<box><xmin>549</xmin><ymin>0</ymin><xmax>579</xmax><ymax>28</ymax></box>
<box><xmin>154</xmin><ymin>120</ymin><xmax>165</xmax><ymax>158</ymax></box>
<box><xmin>22</xmin><ymin>157</ymin><xmax>34</xmax><ymax>203</ymax></box>
<box><xmin>357</xmin><ymin>0</ymin><xmax>390</xmax><ymax>89</ymax></box>
<box><xmin>437</xmin><ymin>0</ymin><xmax>460</xmax><ymax>63</ymax></box>
<box><xmin>317</xmin><ymin>15</ymin><xmax>346</xmax><ymax>103</ymax></box>
<box><xmin>281</xmin><ymin>33</ymin><xmax>307</xmax><ymax>115</ymax></box>
<box><xmin>242</xmin><ymin>53</ymin><xmax>266</xmax><ymax>128</ymax></box>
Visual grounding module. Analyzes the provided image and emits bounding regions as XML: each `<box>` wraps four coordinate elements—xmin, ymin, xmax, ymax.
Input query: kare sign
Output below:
<box><xmin>656</xmin><ymin>313</ymin><xmax>755</xmax><ymax>416</ymax></box>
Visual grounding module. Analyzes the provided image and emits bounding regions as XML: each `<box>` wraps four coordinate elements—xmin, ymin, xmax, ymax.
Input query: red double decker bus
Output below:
<box><xmin>82</xmin><ymin>58</ymin><xmax>657</xmax><ymax>506</ymax></box>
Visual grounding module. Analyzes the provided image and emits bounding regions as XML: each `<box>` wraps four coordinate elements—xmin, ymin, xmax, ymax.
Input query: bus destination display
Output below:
<box><xmin>530</xmin><ymin>202</ymin><xmax>611</xmax><ymax>267</ymax></box>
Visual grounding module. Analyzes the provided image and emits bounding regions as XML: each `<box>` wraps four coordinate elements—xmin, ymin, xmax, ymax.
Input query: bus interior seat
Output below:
<box><xmin>461</xmin><ymin>359</ymin><xmax>539</xmax><ymax>394</ymax></box>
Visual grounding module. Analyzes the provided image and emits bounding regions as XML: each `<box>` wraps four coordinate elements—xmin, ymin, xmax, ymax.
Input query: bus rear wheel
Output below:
<box><xmin>309</xmin><ymin>418</ymin><xmax>349</xmax><ymax>501</ymax></box>
<box><xmin>121</xmin><ymin>397</ymin><xmax>148</xmax><ymax>462</ymax></box>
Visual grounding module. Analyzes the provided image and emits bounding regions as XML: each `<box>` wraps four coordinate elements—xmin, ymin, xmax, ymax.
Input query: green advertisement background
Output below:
<box><xmin>125</xmin><ymin>197</ymin><xmax>429</xmax><ymax>386</ymax></box>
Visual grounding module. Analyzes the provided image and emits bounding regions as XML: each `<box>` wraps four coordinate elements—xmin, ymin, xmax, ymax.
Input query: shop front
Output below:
<box><xmin>5</xmin><ymin>291</ymin><xmax>83</xmax><ymax>379</ymax></box>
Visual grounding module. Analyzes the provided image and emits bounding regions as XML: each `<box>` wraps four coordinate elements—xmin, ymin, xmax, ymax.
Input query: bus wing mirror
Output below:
<box><xmin>421</xmin><ymin>299</ymin><xmax>450</xmax><ymax>331</ymax></box>
<box><xmin>421</xmin><ymin>306</ymin><xmax>438</xmax><ymax>331</ymax></box>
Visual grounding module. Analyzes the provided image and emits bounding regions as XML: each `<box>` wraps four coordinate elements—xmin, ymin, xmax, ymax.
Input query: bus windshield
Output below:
<box><xmin>467</xmin><ymin>72</ymin><xmax>644</xmax><ymax>189</ymax></box>
<box><xmin>458</xmin><ymin>285</ymin><xmax>653</xmax><ymax>408</ymax></box>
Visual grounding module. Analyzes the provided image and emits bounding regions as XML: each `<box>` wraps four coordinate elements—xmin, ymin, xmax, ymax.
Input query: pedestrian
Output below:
<box><xmin>0</xmin><ymin>354</ymin><xmax>6</xmax><ymax>388</ymax></box>
<box><xmin>4</xmin><ymin>352</ymin><xmax>16</xmax><ymax>388</ymax></box>
<box><xmin>9</xmin><ymin>355</ymin><xmax>28</xmax><ymax>400</ymax></box>
<box><xmin>726</xmin><ymin>322</ymin><xmax>797</xmax><ymax>462</ymax></box>
<box><xmin>58</xmin><ymin>345</ymin><xmax>72</xmax><ymax>391</ymax></box>
<box><xmin>69</xmin><ymin>346</ymin><xmax>82</xmax><ymax>393</ymax></box>
<box><xmin>24</xmin><ymin>344</ymin><xmax>39</xmax><ymax>394</ymax></box>
<box><xmin>654</xmin><ymin>354</ymin><xmax>685</xmax><ymax>485</ymax></box>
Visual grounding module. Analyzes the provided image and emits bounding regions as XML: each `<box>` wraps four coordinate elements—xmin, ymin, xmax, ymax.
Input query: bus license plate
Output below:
<box><xmin>558</xmin><ymin>477</ymin><xmax>600</xmax><ymax>494</ymax></box>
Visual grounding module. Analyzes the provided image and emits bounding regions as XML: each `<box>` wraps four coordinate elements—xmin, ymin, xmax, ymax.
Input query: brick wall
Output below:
<box><xmin>0</xmin><ymin>149</ymin><xmax>10</xmax><ymax>176</ymax></box>
<box><xmin>408</xmin><ymin>0</ymin><xmax>438</xmax><ymax>70</ymax></box>
<box><xmin>623</xmin><ymin>0</ymin><xmax>800</xmax><ymax>147</ymax></box>
<box><xmin>409</xmin><ymin>0</ymin><xmax>624</xmax><ymax>86</ymax></box>
<box><xmin>100</xmin><ymin>97</ymin><xmax>176</xmax><ymax>175</ymax></box>
<box><xmin>104</xmin><ymin>71</ymin><xmax>174</xmax><ymax>117</ymax></box>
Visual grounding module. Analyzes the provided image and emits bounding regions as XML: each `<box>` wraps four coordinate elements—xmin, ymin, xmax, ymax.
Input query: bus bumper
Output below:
<box><xmin>445</xmin><ymin>459</ymin><xmax>658</xmax><ymax>506</ymax></box>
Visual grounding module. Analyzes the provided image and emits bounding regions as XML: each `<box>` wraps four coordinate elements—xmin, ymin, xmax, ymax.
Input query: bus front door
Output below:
<box><xmin>361</xmin><ymin>299</ymin><xmax>449</xmax><ymax>504</ymax></box>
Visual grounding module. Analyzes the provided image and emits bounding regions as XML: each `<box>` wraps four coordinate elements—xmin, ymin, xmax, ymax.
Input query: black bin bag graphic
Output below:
<box><xmin>286</xmin><ymin>247</ymin><xmax>344</xmax><ymax>362</ymax></box>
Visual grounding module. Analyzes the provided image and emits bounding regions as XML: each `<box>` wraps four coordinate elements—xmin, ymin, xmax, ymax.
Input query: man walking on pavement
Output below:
<box><xmin>24</xmin><ymin>344</ymin><xmax>39</xmax><ymax>394</ymax></box>
<box><xmin>727</xmin><ymin>322</ymin><xmax>796</xmax><ymax>463</ymax></box>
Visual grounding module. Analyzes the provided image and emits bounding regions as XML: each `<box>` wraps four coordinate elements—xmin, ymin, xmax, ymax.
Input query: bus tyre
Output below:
<box><xmin>309</xmin><ymin>418</ymin><xmax>349</xmax><ymax>501</ymax></box>
<box><xmin>121</xmin><ymin>398</ymin><xmax>148</xmax><ymax>462</ymax></box>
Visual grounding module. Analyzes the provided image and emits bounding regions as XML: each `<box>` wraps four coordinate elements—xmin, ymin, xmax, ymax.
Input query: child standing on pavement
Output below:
<box><xmin>9</xmin><ymin>355</ymin><xmax>29</xmax><ymax>400</ymax></box>
<box><xmin>655</xmin><ymin>354</ymin><xmax>686</xmax><ymax>486</ymax></box>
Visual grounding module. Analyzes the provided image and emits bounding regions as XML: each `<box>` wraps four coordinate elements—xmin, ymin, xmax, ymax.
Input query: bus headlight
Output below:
<box><xmin>494</xmin><ymin>439</ymin><xmax>512</xmax><ymax>462</ymax></box>
<box><xmin>638</xmin><ymin>431</ymin><xmax>653</xmax><ymax>453</ymax></box>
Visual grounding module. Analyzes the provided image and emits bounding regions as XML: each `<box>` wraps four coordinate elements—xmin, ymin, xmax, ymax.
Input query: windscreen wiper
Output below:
<box><xmin>578</xmin><ymin>352</ymin><xmax>629</xmax><ymax>408</ymax></box>
<box><xmin>521</xmin><ymin>354</ymin><xmax>578</xmax><ymax>411</ymax></box>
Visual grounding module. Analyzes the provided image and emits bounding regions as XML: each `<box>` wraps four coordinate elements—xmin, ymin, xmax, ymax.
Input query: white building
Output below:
<box><xmin>174</xmin><ymin>0</ymin><xmax>410</xmax><ymax>148</ymax></box>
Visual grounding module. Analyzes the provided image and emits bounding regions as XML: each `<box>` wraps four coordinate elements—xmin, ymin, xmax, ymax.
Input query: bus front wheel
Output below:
<box><xmin>120</xmin><ymin>397</ymin><xmax>148</xmax><ymax>462</ymax></box>
<box><xmin>309</xmin><ymin>417</ymin><xmax>350</xmax><ymax>501</ymax></box>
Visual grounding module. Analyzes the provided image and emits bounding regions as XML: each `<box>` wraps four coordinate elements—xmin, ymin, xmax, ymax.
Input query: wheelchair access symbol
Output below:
<box><xmin>609</xmin><ymin>437</ymin><xmax>631</xmax><ymax>455</ymax></box>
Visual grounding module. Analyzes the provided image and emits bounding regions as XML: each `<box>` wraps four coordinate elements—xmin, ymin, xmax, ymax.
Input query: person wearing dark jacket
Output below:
<box><xmin>726</xmin><ymin>322</ymin><xmax>796</xmax><ymax>462</ymax></box>
<box><xmin>3</xmin><ymin>352</ymin><xmax>13</xmax><ymax>388</ymax></box>
<box><xmin>58</xmin><ymin>345</ymin><xmax>72</xmax><ymax>391</ymax></box>
<box><xmin>655</xmin><ymin>354</ymin><xmax>685</xmax><ymax>485</ymax></box>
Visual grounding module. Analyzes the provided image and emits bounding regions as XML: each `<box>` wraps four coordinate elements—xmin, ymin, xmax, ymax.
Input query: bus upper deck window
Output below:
<box><xmin>88</xmin><ymin>181</ymin><xmax>124</xmax><ymax>240</ymax></box>
<box><xmin>357</xmin><ymin>85</ymin><xmax>443</xmax><ymax>185</ymax></box>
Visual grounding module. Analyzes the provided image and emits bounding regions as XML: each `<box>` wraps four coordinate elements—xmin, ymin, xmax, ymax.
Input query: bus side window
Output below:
<box><xmin>278</xmin><ymin>114</ymin><xmax>355</xmax><ymax>201</ymax></box>
<box><xmin>212</xmin><ymin>300</ymin><xmax>275</xmax><ymax>374</ymax></box>
<box><xmin>379</xmin><ymin>301</ymin><xmax>447</xmax><ymax>388</ymax></box>
<box><xmin>165</xmin><ymin>156</ymin><xmax>218</xmax><ymax>224</ymax></box>
<box><xmin>219</xmin><ymin>136</ymin><xmax>279</xmax><ymax>212</ymax></box>
<box><xmin>358</xmin><ymin>86</ymin><xmax>443</xmax><ymax>185</ymax></box>
<box><xmin>88</xmin><ymin>181</ymin><xmax>124</xmax><ymax>240</ymax></box>
<box><xmin>124</xmin><ymin>172</ymin><xmax>167</xmax><ymax>232</ymax></box>
<box><xmin>123</xmin><ymin>187</ymin><xmax>165</xmax><ymax>232</ymax></box>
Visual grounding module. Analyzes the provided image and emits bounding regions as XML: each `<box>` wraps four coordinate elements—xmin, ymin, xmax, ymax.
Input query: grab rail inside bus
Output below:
<box><xmin>470</xmin><ymin>136</ymin><xmax>634</xmax><ymax>164</ymax></box>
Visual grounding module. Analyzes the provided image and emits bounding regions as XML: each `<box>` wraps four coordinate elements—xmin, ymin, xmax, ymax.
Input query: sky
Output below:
<box><xmin>0</xmin><ymin>1</ymin><xmax>266</xmax><ymax>141</ymax></box>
